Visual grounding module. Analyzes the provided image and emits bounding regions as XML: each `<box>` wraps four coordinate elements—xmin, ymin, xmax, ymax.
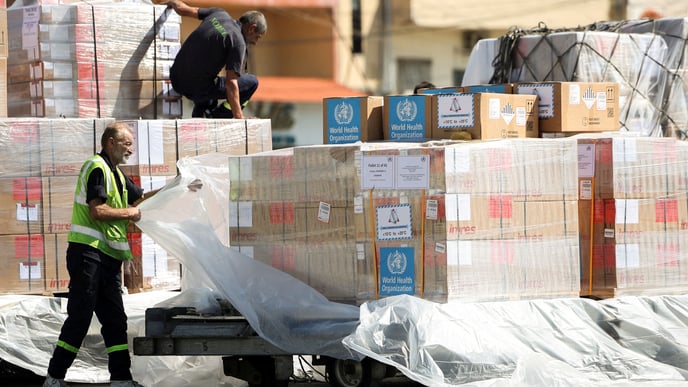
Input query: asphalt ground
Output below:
<box><xmin>0</xmin><ymin>358</ymin><xmax>422</xmax><ymax>386</ymax></box>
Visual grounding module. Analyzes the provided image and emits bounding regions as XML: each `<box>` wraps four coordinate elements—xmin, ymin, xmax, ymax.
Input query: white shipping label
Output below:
<box><xmin>140</xmin><ymin>176</ymin><xmax>168</xmax><ymax>191</ymax></box>
<box><xmin>354</xmin><ymin>194</ymin><xmax>364</xmax><ymax>214</ymax></box>
<box><xmin>376</xmin><ymin>204</ymin><xmax>412</xmax><ymax>240</ymax></box>
<box><xmin>445</xmin><ymin>194</ymin><xmax>471</xmax><ymax>222</ymax></box>
<box><xmin>145</xmin><ymin>121</ymin><xmax>165</xmax><ymax>164</ymax></box>
<box><xmin>515</xmin><ymin>106</ymin><xmax>526</xmax><ymax>126</ymax></box>
<box><xmin>22</xmin><ymin>7</ymin><xmax>40</xmax><ymax>50</ymax></box>
<box><xmin>318</xmin><ymin>202</ymin><xmax>331</xmax><ymax>223</ymax></box>
<box><xmin>616</xmin><ymin>244</ymin><xmax>640</xmax><ymax>268</ymax></box>
<box><xmin>229</xmin><ymin>201</ymin><xmax>253</xmax><ymax>227</ymax></box>
<box><xmin>615</xmin><ymin>199</ymin><xmax>639</xmax><ymax>224</ymax></box>
<box><xmin>426</xmin><ymin>199</ymin><xmax>438</xmax><ymax>220</ymax></box>
<box><xmin>396</xmin><ymin>155</ymin><xmax>429</xmax><ymax>189</ymax></box>
<box><xmin>53</xmin><ymin>62</ymin><xmax>73</xmax><ymax>80</ymax></box>
<box><xmin>613</xmin><ymin>138</ymin><xmax>637</xmax><ymax>163</ymax></box>
<box><xmin>361</xmin><ymin>155</ymin><xmax>395</xmax><ymax>189</ymax></box>
<box><xmin>454</xmin><ymin>147</ymin><xmax>471</xmax><ymax>173</ymax></box>
<box><xmin>579</xmin><ymin>179</ymin><xmax>592</xmax><ymax>200</ymax></box>
<box><xmin>577</xmin><ymin>143</ymin><xmax>595</xmax><ymax>178</ymax></box>
<box><xmin>356</xmin><ymin>243</ymin><xmax>365</xmax><ymax>261</ymax></box>
<box><xmin>446</xmin><ymin>240</ymin><xmax>472</xmax><ymax>266</ymax></box>
<box><xmin>19</xmin><ymin>261</ymin><xmax>41</xmax><ymax>280</ymax></box>
<box><xmin>568</xmin><ymin>84</ymin><xmax>581</xmax><ymax>105</ymax></box>
<box><xmin>16</xmin><ymin>203</ymin><xmax>39</xmax><ymax>221</ymax></box>
<box><xmin>437</xmin><ymin>94</ymin><xmax>475</xmax><ymax>128</ymax></box>
<box><xmin>488</xmin><ymin>98</ymin><xmax>500</xmax><ymax>119</ymax></box>
<box><xmin>596</xmin><ymin>91</ymin><xmax>607</xmax><ymax>110</ymax></box>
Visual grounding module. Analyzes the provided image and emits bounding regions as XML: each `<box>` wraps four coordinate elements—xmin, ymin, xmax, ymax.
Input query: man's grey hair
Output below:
<box><xmin>101</xmin><ymin>121</ymin><xmax>133</xmax><ymax>148</ymax></box>
<box><xmin>240</xmin><ymin>11</ymin><xmax>267</xmax><ymax>34</ymax></box>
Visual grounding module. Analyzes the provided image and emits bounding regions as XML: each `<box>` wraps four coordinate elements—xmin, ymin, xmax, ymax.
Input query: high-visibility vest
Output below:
<box><xmin>68</xmin><ymin>154</ymin><xmax>133</xmax><ymax>261</ymax></box>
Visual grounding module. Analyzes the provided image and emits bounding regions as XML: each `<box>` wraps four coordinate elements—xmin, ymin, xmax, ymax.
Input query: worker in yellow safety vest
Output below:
<box><xmin>43</xmin><ymin>121</ymin><xmax>158</xmax><ymax>387</ymax></box>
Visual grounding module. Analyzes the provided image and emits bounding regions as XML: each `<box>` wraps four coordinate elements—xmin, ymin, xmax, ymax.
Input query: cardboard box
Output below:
<box><xmin>44</xmin><ymin>233</ymin><xmax>70</xmax><ymax>292</ymax></box>
<box><xmin>0</xmin><ymin>119</ymin><xmax>41</xmax><ymax>177</ymax></box>
<box><xmin>431</xmin><ymin>92</ymin><xmax>538</xmax><ymax>140</ymax></box>
<box><xmin>0</xmin><ymin>234</ymin><xmax>46</xmax><ymax>294</ymax></box>
<box><xmin>462</xmin><ymin>84</ymin><xmax>514</xmax><ymax>94</ymax></box>
<box><xmin>383</xmin><ymin>95</ymin><xmax>432</xmax><ymax>142</ymax></box>
<box><xmin>614</xmin><ymin>196</ymin><xmax>687</xmax><ymax>242</ymax></box>
<box><xmin>228</xmin><ymin>148</ymin><xmax>295</xmax><ymax>202</ymax></box>
<box><xmin>294</xmin><ymin>206</ymin><xmax>356</xmax><ymax>243</ymax></box>
<box><xmin>0</xmin><ymin>177</ymin><xmax>43</xmax><ymax>235</ymax></box>
<box><xmin>8</xmin><ymin>79</ymin><xmax>177</xmax><ymax>103</ymax></box>
<box><xmin>41</xmin><ymin>176</ymin><xmax>76</xmax><ymax>234</ymax></box>
<box><xmin>429</xmin><ymin>194</ymin><xmax>578</xmax><ymax>241</ymax></box>
<box><xmin>293</xmin><ymin>144</ymin><xmax>358</xmax><ymax>207</ymax></box>
<box><xmin>515</xmin><ymin>82</ymin><xmax>620</xmax><ymax>132</ymax></box>
<box><xmin>228</xmin><ymin>200</ymin><xmax>298</xmax><ymax>245</ymax></box>
<box><xmin>118</xmin><ymin>120</ymin><xmax>179</xmax><ymax>176</ymax></box>
<box><xmin>39</xmin><ymin>118</ymin><xmax>109</xmax><ymax>176</ymax></box>
<box><xmin>444</xmin><ymin>238</ymin><xmax>580</xmax><ymax>302</ymax></box>
<box><xmin>178</xmin><ymin>119</ymin><xmax>245</xmax><ymax>159</ymax></box>
<box><xmin>7</xmin><ymin>60</ymin><xmax>175</xmax><ymax>83</ymax></box>
<box><xmin>8</xmin><ymin>97</ymin><xmax>183</xmax><ymax>119</ymax></box>
<box><xmin>416</xmin><ymin>87</ymin><xmax>462</xmax><ymax>95</ymax></box>
<box><xmin>323</xmin><ymin>96</ymin><xmax>383</xmax><ymax>144</ymax></box>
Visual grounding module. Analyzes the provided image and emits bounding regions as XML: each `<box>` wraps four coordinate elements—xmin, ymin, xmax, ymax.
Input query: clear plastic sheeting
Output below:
<box><xmin>0</xmin><ymin>290</ymin><xmax>251</xmax><ymax>386</ymax></box>
<box><xmin>344</xmin><ymin>294</ymin><xmax>688</xmax><ymax>386</ymax></box>
<box><xmin>135</xmin><ymin>153</ymin><xmax>362</xmax><ymax>360</ymax></box>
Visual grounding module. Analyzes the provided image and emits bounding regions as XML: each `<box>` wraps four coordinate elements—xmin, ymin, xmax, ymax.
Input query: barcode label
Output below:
<box><xmin>426</xmin><ymin>199</ymin><xmax>438</xmax><ymax>220</ymax></box>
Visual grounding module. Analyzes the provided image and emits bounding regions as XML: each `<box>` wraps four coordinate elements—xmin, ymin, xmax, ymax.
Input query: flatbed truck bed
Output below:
<box><xmin>133</xmin><ymin>307</ymin><xmax>399</xmax><ymax>387</ymax></box>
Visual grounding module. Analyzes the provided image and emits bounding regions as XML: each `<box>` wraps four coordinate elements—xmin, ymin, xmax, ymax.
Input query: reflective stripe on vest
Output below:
<box><xmin>70</xmin><ymin>224</ymin><xmax>131</xmax><ymax>252</ymax></box>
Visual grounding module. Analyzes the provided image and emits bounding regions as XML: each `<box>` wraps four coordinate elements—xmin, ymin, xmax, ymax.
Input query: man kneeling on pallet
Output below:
<box><xmin>164</xmin><ymin>0</ymin><xmax>268</xmax><ymax>118</ymax></box>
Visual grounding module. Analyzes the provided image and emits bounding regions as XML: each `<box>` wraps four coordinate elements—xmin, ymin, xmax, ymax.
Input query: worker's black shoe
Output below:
<box><xmin>192</xmin><ymin>99</ymin><xmax>218</xmax><ymax>118</ymax></box>
<box><xmin>43</xmin><ymin>375</ymin><xmax>69</xmax><ymax>387</ymax></box>
<box><xmin>111</xmin><ymin>380</ymin><xmax>144</xmax><ymax>387</ymax></box>
<box><xmin>210</xmin><ymin>102</ymin><xmax>234</xmax><ymax>118</ymax></box>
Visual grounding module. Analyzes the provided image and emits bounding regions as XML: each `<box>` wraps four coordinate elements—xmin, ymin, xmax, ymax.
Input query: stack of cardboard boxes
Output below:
<box><xmin>0</xmin><ymin>117</ymin><xmax>272</xmax><ymax>295</ymax></box>
<box><xmin>6</xmin><ymin>1</ymin><xmax>182</xmax><ymax>118</ymax></box>
<box><xmin>324</xmin><ymin>81</ymin><xmax>619</xmax><ymax>143</ymax></box>
<box><xmin>226</xmin><ymin>138</ymin><xmax>582</xmax><ymax>303</ymax></box>
<box><xmin>578</xmin><ymin>135</ymin><xmax>688</xmax><ymax>298</ymax></box>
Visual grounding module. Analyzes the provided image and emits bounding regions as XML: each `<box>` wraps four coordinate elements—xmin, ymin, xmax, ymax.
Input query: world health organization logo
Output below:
<box><xmin>396</xmin><ymin>98</ymin><xmax>417</xmax><ymax>122</ymax></box>
<box><xmin>386</xmin><ymin>249</ymin><xmax>408</xmax><ymax>275</ymax></box>
<box><xmin>334</xmin><ymin>101</ymin><xmax>354</xmax><ymax>125</ymax></box>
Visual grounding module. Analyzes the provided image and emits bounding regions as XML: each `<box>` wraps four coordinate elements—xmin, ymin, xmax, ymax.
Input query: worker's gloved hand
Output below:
<box><xmin>187</xmin><ymin>178</ymin><xmax>203</xmax><ymax>192</ymax></box>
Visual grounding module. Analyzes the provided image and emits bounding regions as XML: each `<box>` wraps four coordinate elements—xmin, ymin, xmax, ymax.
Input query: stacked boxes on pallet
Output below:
<box><xmin>227</xmin><ymin>139</ymin><xmax>580</xmax><ymax>304</ymax></box>
<box><xmin>578</xmin><ymin>135</ymin><xmax>688</xmax><ymax>298</ymax></box>
<box><xmin>6</xmin><ymin>1</ymin><xmax>182</xmax><ymax>118</ymax></box>
<box><xmin>0</xmin><ymin>117</ymin><xmax>272</xmax><ymax>295</ymax></box>
<box><xmin>0</xmin><ymin>118</ymin><xmax>109</xmax><ymax>294</ymax></box>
